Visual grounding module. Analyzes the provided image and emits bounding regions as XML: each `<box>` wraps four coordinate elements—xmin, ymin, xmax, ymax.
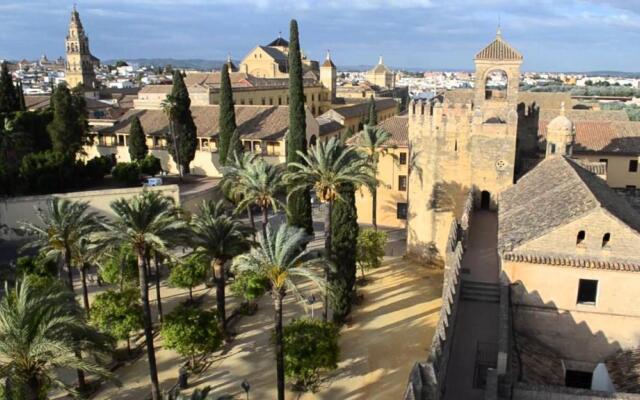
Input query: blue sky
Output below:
<box><xmin>0</xmin><ymin>0</ymin><xmax>638</xmax><ymax>72</ymax></box>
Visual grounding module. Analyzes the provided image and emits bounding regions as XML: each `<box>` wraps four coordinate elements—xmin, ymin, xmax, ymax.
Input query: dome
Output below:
<box><xmin>547</xmin><ymin>102</ymin><xmax>573</xmax><ymax>134</ymax></box>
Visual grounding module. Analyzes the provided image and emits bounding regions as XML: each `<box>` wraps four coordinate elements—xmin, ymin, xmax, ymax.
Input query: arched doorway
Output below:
<box><xmin>480</xmin><ymin>191</ymin><xmax>491</xmax><ymax>210</ymax></box>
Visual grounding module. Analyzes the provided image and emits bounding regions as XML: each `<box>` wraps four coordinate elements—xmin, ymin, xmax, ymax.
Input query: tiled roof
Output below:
<box><xmin>183</xmin><ymin>72</ymin><xmax>253</xmax><ymax>88</ymax></box>
<box><xmin>317</xmin><ymin>117</ymin><xmax>344</xmax><ymax>137</ymax></box>
<box><xmin>538</xmin><ymin>109</ymin><xmax>629</xmax><ymax>122</ymax></box>
<box><xmin>259</xmin><ymin>46</ymin><xmax>288</xmax><ymax>62</ymax></box>
<box><xmin>139</xmin><ymin>84</ymin><xmax>173</xmax><ymax>94</ymax></box>
<box><xmin>499</xmin><ymin>156</ymin><xmax>640</xmax><ymax>253</ymax></box>
<box><xmin>377</xmin><ymin>115</ymin><xmax>409</xmax><ymax>147</ymax></box>
<box><xmin>24</xmin><ymin>95</ymin><xmax>50</xmax><ymax>110</ymax></box>
<box><xmin>102</xmin><ymin>105</ymin><xmax>291</xmax><ymax>141</ymax></box>
<box><xmin>605</xmin><ymin>348</ymin><xmax>640</xmax><ymax>393</ymax></box>
<box><xmin>475</xmin><ymin>35</ymin><xmax>523</xmax><ymax>61</ymax></box>
<box><xmin>331</xmin><ymin>98</ymin><xmax>397</xmax><ymax>118</ymax></box>
<box><xmin>267</xmin><ymin>37</ymin><xmax>289</xmax><ymax>47</ymax></box>
<box><xmin>517</xmin><ymin>92</ymin><xmax>572</xmax><ymax>111</ymax></box>
<box><xmin>539</xmin><ymin>120</ymin><xmax>640</xmax><ymax>154</ymax></box>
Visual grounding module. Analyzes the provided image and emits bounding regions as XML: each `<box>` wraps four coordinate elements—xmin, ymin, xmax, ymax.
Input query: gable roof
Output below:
<box><xmin>499</xmin><ymin>156</ymin><xmax>640</xmax><ymax>253</ymax></box>
<box><xmin>258</xmin><ymin>46</ymin><xmax>288</xmax><ymax>62</ymax></box>
<box><xmin>377</xmin><ymin>115</ymin><xmax>409</xmax><ymax>147</ymax></box>
<box><xmin>331</xmin><ymin>98</ymin><xmax>397</xmax><ymax>119</ymax></box>
<box><xmin>267</xmin><ymin>37</ymin><xmax>289</xmax><ymax>47</ymax></box>
<box><xmin>539</xmin><ymin>120</ymin><xmax>640</xmax><ymax>154</ymax></box>
<box><xmin>475</xmin><ymin>34</ymin><xmax>523</xmax><ymax>61</ymax></box>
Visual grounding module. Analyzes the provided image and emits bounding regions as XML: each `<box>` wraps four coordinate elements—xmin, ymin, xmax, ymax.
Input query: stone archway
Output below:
<box><xmin>481</xmin><ymin>190</ymin><xmax>491</xmax><ymax>210</ymax></box>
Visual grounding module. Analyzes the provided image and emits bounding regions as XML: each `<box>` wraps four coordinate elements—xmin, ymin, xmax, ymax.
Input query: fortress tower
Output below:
<box><xmin>65</xmin><ymin>6</ymin><xmax>98</xmax><ymax>90</ymax></box>
<box><xmin>320</xmin><ymin>51</ymin><xmax>337</xmax><ymax>103</ymax></box>
<box><xmin>407</xmin><ymin>29</ymin><xmax>523</xmax><ymax>262</ymax></box>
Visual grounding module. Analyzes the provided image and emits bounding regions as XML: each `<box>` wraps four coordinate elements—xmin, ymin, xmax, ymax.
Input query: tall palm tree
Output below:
<box><xmin>0</xmin><ymin>276</ymin><xmax>114</xmax><ymax>400</ymax></box>
<box><xmin>71</xmin><ymin>235</ymin><xmax>103</xmax><ymax>318</ymax></box>
<box><xmin>221</xmin><ymin>151</ymin><xmax>258</xmax><ymax>234</ymax></box>
<box><xmin>190</xmin><ymin>200</ymin><xmax>253</xmax><ymax>333</ymax></box>
<box><xmin>233</xmin><ymin>224</ymin><xmax>326</xmax><ymax>400</ymax></box>
<box><xmin>161</xmin><ymin>94</ymin><xmax>182</xmax><ymax>180</ymax></box>
<box><xmin>18</xmin><ymin>198</ymin><xmax>101</xmax><ymax>391</ymax></box>
<box><xmin>358</xmin><ymin>125</ymin><xmax>393</xmax><ymax>230</ymax></box>
<box><xmin>92</xmin><ymin>191</ymin><xmax>186</xmax><ymax>400</ymax></box>
<box><xmin>286</xmin><ymin>137</ymin><xmax>375</xmax><ymax>320</ymax></box>
<box><xmin>235</xmin><ymin>160</ymin><xmax>286</xmax><ymax>239</ymax></box>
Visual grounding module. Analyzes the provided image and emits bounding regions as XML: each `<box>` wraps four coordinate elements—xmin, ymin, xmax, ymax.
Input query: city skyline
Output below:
<box><xmin>1</xmin><ymin>0</ymin><xmax>639</xmax><ymax>72</ymax></box>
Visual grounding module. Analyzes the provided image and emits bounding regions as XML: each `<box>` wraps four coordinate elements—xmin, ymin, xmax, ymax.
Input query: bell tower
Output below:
<box><xmin>65</xmin><ymin>5</ymin><xmax>97</xmax><ymax>90</ymax></box>
<box><xmin>320</xmin><ymin>51</ymin><xmax>336</xmax><ymax>103</ymax></box>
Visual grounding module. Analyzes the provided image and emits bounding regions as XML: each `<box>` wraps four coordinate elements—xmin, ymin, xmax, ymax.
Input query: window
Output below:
<box><xmin>240</xmin><ymin>99</ymin><xmax>245</xmax><ymax>105</ymax></box>
<box><xmin>548</xmin><ymin>143</ymin><xmax>556</xmax><ymax>154</ymax></box>
<box><xmin>599</xmin><ymin>158</ymin><xmax>608</xmax><ymax>166</ymax></box>
<box><xmin>399</xmin><ymin>152</ymin><xmax>407</xmax><ymax>165</ymax></box>
<box><xmin>249</xmin><ymin>99</ymin><xmax>253</xmax><ymax>105</ymax></box>
<box><xmin>397</xmin><ymin>202</ymin><xmax>408</xmax><ymax>220</ymax></box>
<box><xmin>577</xmin><ymin>279</ymin><xmax>598</xmax><ymax>305</ymax></box>
<box><xmin>601</xmin><ymin>233</ymin><xmax>611</xmax><ymax>248</ymax></box>
<box><xmin>269</xmin><ymin>98</ymin><xmax>273</xmax><ymax>105</ymax></box>
<box><xmin>261</xmin><ymin>98</ymin><xmax>266</xmax><ymax>105</ymax></box>
<box><xmin>311</xmin><ymin>94</ymin><xmax>315</xmax><ymax>101</ymax></box>
<box><xmin>398</xmin><ymin>175</ymin><xmax>407</xmax><ymax>191</ymax></box>
<box><xmin>565</xmin><ymin>370</ymin><xmax>593</xmax><ymax>389</ymax></box>
<box><xmin>629</xmin><ymin>160</ymin><xmax>638</xmax><ymax>172</ymax></box>
<box><xmin>627</xmin><ymin>185</ymin><xmax>637</xmax><ymax>190</ymax></box>
<box><xmin>117</xmin><ymin>135</ymin><xmax>126</xmax><ymax>146</ymax></box>
<box><xmin>454</xmin><ymin>140</ymin><xmax>458</xmax><ymax>152</ymax></box>
<box><xmin>576</xmin><ymin>230</ymin><xmax>586</xmax><ymax>246</ymax></box>
<box><xmin>278</xmin><ymin>97</ymin><xmax>282</xmax><ymax>105</ymax></box>
<box><xmin>266</xmin><ymin>141</ymin><xmax>280</xmax><ymax>156</ymax></box>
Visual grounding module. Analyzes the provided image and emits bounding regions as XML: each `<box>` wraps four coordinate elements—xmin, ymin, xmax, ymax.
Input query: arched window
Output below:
<box><xmin>577</xmin><ymin>230</ymin><xmax>586</xmax><ymax>245</ymax></box>
<box><xmin>602</xmin><ymin>233</ymin><xmax>611</xmax><ymax>248</ymax></box>
<box><xmin>485</xmin><ymin>70</ymin><xmax>508</xmax><ymax>100</ymax></box>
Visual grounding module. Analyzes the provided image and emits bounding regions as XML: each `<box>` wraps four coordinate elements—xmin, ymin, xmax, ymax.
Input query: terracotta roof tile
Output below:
<box><xmin>377</xmin><ymin>115</ymin><xmax>408</xmax><ymax>147</ymax></box>
<box><xmin>539</xmin><ymin>120</ymin><xmax>640</xmax><ymax>154</ymax></box>
<box><xmin>475</xmin><ymin>36</ymin><xmax>523</xmax><ymax>61</ymax></box>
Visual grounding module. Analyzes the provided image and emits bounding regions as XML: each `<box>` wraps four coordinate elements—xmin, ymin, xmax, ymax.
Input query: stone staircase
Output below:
<box><xmin>460</xmin><ymin>280</ymin><xmax>500</xmax><ymax>303</ymax></box>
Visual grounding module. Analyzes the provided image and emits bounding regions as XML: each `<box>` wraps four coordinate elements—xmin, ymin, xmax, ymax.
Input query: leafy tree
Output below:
<box><xmin>330</xmin><ymin>183</ymin><xmax>358</xmax><ymax>322</ymax></box>
<box><xmin>168</xmin><ymin>255</ymin><xmax>207</xmax><ymax>302</ymax></box>
<box><xmin>128</xmin><ymin>116</ymin><xmax>148</xmax><ymax>161</ymax></box>
<box><xmin>166</xmin><ymin>71</ymin><xmax>197</xmax><ymax>174</ymax></box>
<box><xmin>358</xmin><ymin>126</ymin><xmax>393</xmax><ymax>230</ymax></box>
<box><xmin>190</xmin><ymin>200</ymin><xmax>252</xmax><ymax>333</ymax></box>
<box><xmin>366</xmin><ymin>95</ymin><xmax>377</xmax><ymax>126</ymax></box>
<box><xmin>47</xmin><ymin>84</ymin><xmax>87</xmax><ymax>157</ymax></box>
<box><xmin>112</xmin><ymin>162</ymin><xmax>141</xmax><ymax>186</ymax></box>
<box><xmin>282</xmin><ymin>318</ymin><xmax>339</xmax><ymax>392</ymax></box>
<box><xmin>139</xmin><ymin>154</ymin><xmax>162</xmax><ymax>176</ymax></box>
<box><xmin>0</xmin><ymin>276</ymin><xmax>114</xmax><ymax>400</ymax></box>
<box><xmin>230</xmin><ymin>269</ymin><xmax>270</xmax><ymax>304</ymax></box>
<box><xmin>233</xmin><ymin>223</ymin><xmax>327</xmax><ymax>400</ymax></box>
<box><xmin>15</xmin><ymin>253</ymin><xmax>58</xmax><ymax>279</ymax></box>
<box><xmin>115</xmin><ymin>60</ymin><xmax>129</xmax><ymax>68</ymax></box>
<box><xmin>218</xmin><ymin>63</ymin><xmax>236</xmax><ymax>165</ymax></box>
<box><xmin>356</xmin><ymin>229</ymin><xmax>387</xmax><ymax>280</ymax></box>
<box><xmin>85</xmin><ymin>154</ymin><xmax>115</xmax><ymax>181</ymax></box>
<box><xmin>18</xmin><ymin>150</ymin><xmax>76</xmax><ymax>194</ymax></box>
<box><xmin>161</xmin><ymin>305</ymin><xmax>222</xmax><ymax>369</ymax></box>
<box><xmin>93</xmin><ymin>191</ymin><xmax>187</xmax><ymax>400</ymax></box>
<box><xmin>90</xmin><ymin>288</ymin><xmax>143</xmax><ymax>355</ymax></box>
<box><xmin>99</xmin><ymin>246</ymin><xmax>138</xmax><ymax>291</ymax></box>
<box><xmin>0</xmin><ymin>61</ymin><xmax>19</xmax><ymax>113</ymax></box>
<box><xmin>286</xmin><ymin>137</ymin><xmax>374</xmax><ymax>320</ymax></box>
<box><xmin>286</xmin><ymin>19</ymin><xmax>313</xmax><ymax>235</ymax></box>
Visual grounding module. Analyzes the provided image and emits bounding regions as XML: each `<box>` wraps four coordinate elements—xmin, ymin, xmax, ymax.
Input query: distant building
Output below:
<box><xmin>239</xmin><ymin>35</ymin><xmax>319</xmax><ymax>79</ymax></box>
<box><xmin>64</xmin><ymin>6</ymin><xmax>99</xmax><ymax>90</ymax></box>
<box><xmin>365</xmin><ymin>56</ymin><xmax>395</xmax><ymax>89</ymax></box>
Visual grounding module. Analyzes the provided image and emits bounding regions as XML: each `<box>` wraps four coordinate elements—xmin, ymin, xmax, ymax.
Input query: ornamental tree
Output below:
<box><xmin>356</xmin><ymin>228</ymin><xmax>387</xmax><ymax>280</ymax></box>
<box><xmin>90</xmin><ymin>288</ymin><xmax>144</xmax><ymax>355</ymax></box>
<box><xmin>167</xmin><ymin>255</ymin><xmax>207</xmax><ymax>302</ymax></box>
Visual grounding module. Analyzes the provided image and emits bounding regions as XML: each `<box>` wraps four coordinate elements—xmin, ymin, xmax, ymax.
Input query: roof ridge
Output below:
<box><xmin>562</xmin><ymin>157</ymin><xmax>601</xmax><ymax>207</ymax></box>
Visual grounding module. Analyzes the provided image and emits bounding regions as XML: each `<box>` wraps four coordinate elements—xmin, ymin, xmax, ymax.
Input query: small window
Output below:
<box><xmin>269</xmin><ymin>98</ymin><xmax>273</xmax><ymax>105</ymax></box>
<box><xmin>399</xmin><ymin>152</ymin><xmax>407</xmax><ymax>165</ymax></box>
<box><xmin>629</xmin><ymin>160</ymin><xmax>638</xmax><ymax>172</ymax></box>
<box><xmin>576</xmin><ymin>230</ymin><xmax>585</xmax><ymax>245</ymax></box>
<box><xmin>397</xmin><ymin>202</ymin><xmax>408</xmax><ymax>220</ymax></box>
<box><xmin>117</xmin><ymin>135</ymin><xmax>125</xmax><ymax>146</ymax></box>
<box><xmin>627</xmin><ymin>185</ymin><xmax>637</xmax><ymax>191</ymax></box>
<box><xmin>249</xmin><ymin>99</ymin><xmax>253</xmax><ymax>105</ymax></box>
<box><xmin>577</xmin><ymin>279</ymin><xmax>598</xmax><ymax>305</ymax></box>
<box><xmin>261</xmin><ymin>98</ymin><xmax>265</xmax><ymax>105</ymax></box>
<box><xmin>240</xmin><ymin>99</ymin><xmax>245</xmax><ymax>105</ymax></box>
<box><xmin>454</xmin><ymin>140</ymin><xmax>458</xmax><ymax>152</ymax></box>
<box><xmin>311</xmin><ymin>94</ymin><xmax>315</xmax><ymax>101</ymax></box>
<box><xmin>599</xmin><ymin>158</ymin><xmax>608</xmax><ymax>166</ymax></box>
<box><xmin>398</xmin><ymin>175</ymin><xmax>407</xmax><ymax>191</ymax></box>
<box><xmin>278</xmin><ymin>97</ymin><xmax>282</xmax><ymax>105</ymax></box>
<box><xmin>565</xmin><ymin>370</ymin><xmax>593</xmax><ymax>389</ymax></box>
<box><xmin>602</xmin><ymin>233</ymin><xmax>611</xmax><ymax>248</ymax></box>
<box><xmin>548</xmin><ymin>143</ymin><xmax>556</xmax><ymax>154</ymax></box>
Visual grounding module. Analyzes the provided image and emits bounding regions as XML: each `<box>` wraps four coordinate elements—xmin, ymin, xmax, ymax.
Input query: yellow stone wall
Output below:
<box><xmin>576</xmin><ymin>154</ymin><xmax>640</xmax><ymax>189</ymax></box>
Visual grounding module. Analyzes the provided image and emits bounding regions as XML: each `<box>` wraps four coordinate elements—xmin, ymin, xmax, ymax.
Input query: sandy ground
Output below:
<box><xmin>89</xmin><ymin>256</ymin><xmax>443</xmax><ymax>400</ymax></box>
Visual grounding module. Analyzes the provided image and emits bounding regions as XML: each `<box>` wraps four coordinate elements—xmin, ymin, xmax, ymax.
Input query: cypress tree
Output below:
<box><xmin>47</xmin><ymin>84</ymin><xmax>86</xmax><ymax>156</ymax></box>
<box><xmin>286</xmin><ymin>19</ymin><xmax>313</xmax><ymax>234</ymax></box>
<box><xmin>0</xmin><ymin>61</ymin><xmax>19</xmax><ymax>113</ymax></box>
<box><xmin>128</xmin><ymin>116</ymin><xmax>148</xmax><ymax>162</ymax></box>
<box><xmin>218</xmin><ymin>63</ymin><xmax>236</xmax><ymax>165</ymax></box>
<box><xmin>367</xmin><ymin>95</ymin><xmax>377</xmax><ymax>126</ymax></box>
<box><xmin>17</xmin><ymin>80</ymin><xmax>26</xmax><ymax>111</ymax></box>
<box><xmin>167</xmin><ymin>70</ymin><xmax>197</xmax><ymax>174</ymax></box>
<box><xmin>330</xmin><ymin>183</ymin><xmax>359</xmax><ymax>322</ymax></box>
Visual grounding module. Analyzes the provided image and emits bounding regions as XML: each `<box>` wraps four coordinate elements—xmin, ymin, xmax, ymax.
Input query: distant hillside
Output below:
<box><xmin>103</xmin><ymin>58</ymin><xmax>226</xmax><ymax>71</ymax></box>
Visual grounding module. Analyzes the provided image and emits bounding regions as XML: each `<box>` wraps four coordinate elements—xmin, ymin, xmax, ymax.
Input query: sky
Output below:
<box><xmin>0</xmin><ymin>0</ymin><xmax>639</xmax><ymax>72</ymax></box>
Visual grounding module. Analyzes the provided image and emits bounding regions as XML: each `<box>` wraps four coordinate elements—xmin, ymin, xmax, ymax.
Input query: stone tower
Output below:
<box><xmin>65</xmin><ymin>6</ymin><xmax>97</xmax><ymax>90</ymax></box>
<box><xmin>406</xmin><ymin>29</ymin><xmax>523</xmax><ymax>262</ymax></box>
<box><xmin>320</xmin><ymin>51</ymin><xmax>336</xmax><ymax>103</ymax></box>
<box><xmin>545</xmin><ymin>103</ymin><xmax>575</xmax><ymax>158</ymax></box>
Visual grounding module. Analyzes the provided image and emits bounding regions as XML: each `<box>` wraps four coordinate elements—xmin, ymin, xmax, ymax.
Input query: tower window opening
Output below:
<box><xmin>576</xmin><ymin>230</ymin><xmax>586</xmax><ymax>246</ymax></box>
<box><xmin>602</xmin><ymin>233</ymin><xmax>611</xmax><ymax>248</ymax></box>
<box><xmin>484</xmin><ymin>70</ymin><xmax>508</xmax><ymax>100</ymax></box>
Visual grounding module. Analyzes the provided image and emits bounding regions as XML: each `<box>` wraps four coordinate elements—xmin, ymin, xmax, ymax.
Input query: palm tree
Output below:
<box><xmin>0</xmin><ymin>276</ymin><xmax>114</xmax><ymax>400</ymax></box>
<box><xmin>92</xmin><ymin>191</ymin><xmax>186</xmax><ymax>400</ymax></box>
<box><xmin>358</xmin><ymin>125</ymin><xmax>393</xmax><ymax>230</ymax></box>
<box><xmin>190</xmin><ymin>200</ymin><xmax>253</xmax><ymax>333</ymax></box>
<box><xmin>71</xmin><ymin>235</ymin><xmax>103</xmax><ymax>318</ymax></box>
<box><xmin>233</xmin><ymin>224</ymin><xmax>326</xmax><ymax>400</ymax></box>
<box><xmin>221</xmin><ymin>151</ymin><xmax>258</xmax><ymax>234</ymax></box>
<box><xmin>286</xmin><ymin>137</ymin><xmax>375</xmax><ymax>320</ymax></box>
<box><xmin>235</xmin><ymin>160</ymin><xmax>286</xmax><ymax>239</ymax></box>
<box><xmin>161</xmin><ymin>94</ymin><xmax>183</xmax><ymax>180</ymax></box>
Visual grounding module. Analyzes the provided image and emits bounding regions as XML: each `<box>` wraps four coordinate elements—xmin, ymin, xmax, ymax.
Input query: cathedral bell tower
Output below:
<box><xmin>65</xmin><ymin>5</ymin><xmax>98</xmax><ymax>90</ymax></box>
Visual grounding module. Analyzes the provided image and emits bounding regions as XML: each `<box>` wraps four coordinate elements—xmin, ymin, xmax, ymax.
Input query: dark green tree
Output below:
<box><xmin>0</xmin><ymin>61</ymin><xmax>19</xmax><ymax>113</ymax></box>
<box><xmin>330</xmin><ymin>183</ymin><xmax>359</xmax><ymax>322</ymax></box>
<box><xmin>47</xmin><ymin>84</ymin><xmax>87</xmax><ymax>156</ymax></box>
<box><xmin>167</xmin><ymin>71</ymin><xmax>197</xmax><ymax>174</ymax></box>
<box><xmin>367</xmin><ymin>95</ymin><xmax>377</xmax><ymax>126</ymax></box>
<box><xmin>17</xmin><ymin>79</ymin><xmax>26</xmax><ymax>111</ymax></box>
<box><xmin>167</xmin><ymin>255</ymin><xmax>207</xmax><ymax>302</ymax></box>
<box><xmin>90</xmin><ymin>288</ymin><xmax>143</xmax><ymax>355</ymax></box>
<box><xmin>218</xmin><ymin>63</ymin><xmax>236</xmax><ymax>165</ymax></box>
<box><xmin>286</xmin><ymin>19</ymin><xmax>313</xmax><ymax>234</ymax></box>
<box><xmin>128</xmin><ymin>116</ymin><xmax>148</xmax><ymax>161</ymax></box>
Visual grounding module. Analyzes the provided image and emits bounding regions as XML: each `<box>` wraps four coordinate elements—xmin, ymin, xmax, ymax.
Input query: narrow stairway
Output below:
<box><xmin>460</xmin><ymin>280</ymin><xmax>500</xmax><ymax>303</ymax></box>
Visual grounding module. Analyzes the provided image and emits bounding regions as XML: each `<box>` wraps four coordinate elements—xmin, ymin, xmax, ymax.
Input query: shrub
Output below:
<box><xmin>281</xmin><ymin>318</ymin><xmax>340</xmax><ymax>392</ymax></box>
<box><xmin>99</xmin><ymin>247</ymin><xmax>138</xmax><ymax>289</ymax></box>
<box><xmin>90</xmin><ymin>288</ymin><xmax>143</xmax><ymax>354</ymax></box>
<box><xmin>19</xmin><ymin>150</ymin><xmax>75</xmax><ymax>194</ymax></box>
<box><xmin>15</xmin><ymin>254</ymin><xmax>57</xmax><ymax>279</ymax></box>
<box><xmin>85</xmin><ymin>155</ymin><xmax>115</xmax><ymax>181</ymax></box>
<box><xmin>162</xmin><ymin>305</ymin><xmax>222</xmax><ymax>369</ymax></box>
<box><xmin>356</xmin><ymin>229</ymin><xmax>387</xmax><ymax>280</ymax></box>
<box><xmin>139</xmin><ymin>154</ymin><xmax>162</xmax><ymax>176</ymax></box>
<box><xmin>230</xmin><ymin>270</ymin><xmax>270</xmax><ymax>303</ymax></box>
<box><xmin>112</xmin><ymin>162</ymin><xmax>141</xmax><ymax>186</ymax></box>
<box><xmin>168</xmin><ymin>255</ymin><xmax>207</xmax><ymax>302</ymax></box>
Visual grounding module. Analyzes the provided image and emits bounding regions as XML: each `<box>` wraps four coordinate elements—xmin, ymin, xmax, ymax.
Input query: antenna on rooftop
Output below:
<box><xmin>497</xmin><ymin>15</ymin><xmax>502</xmax><ymax>37</ymax></box>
